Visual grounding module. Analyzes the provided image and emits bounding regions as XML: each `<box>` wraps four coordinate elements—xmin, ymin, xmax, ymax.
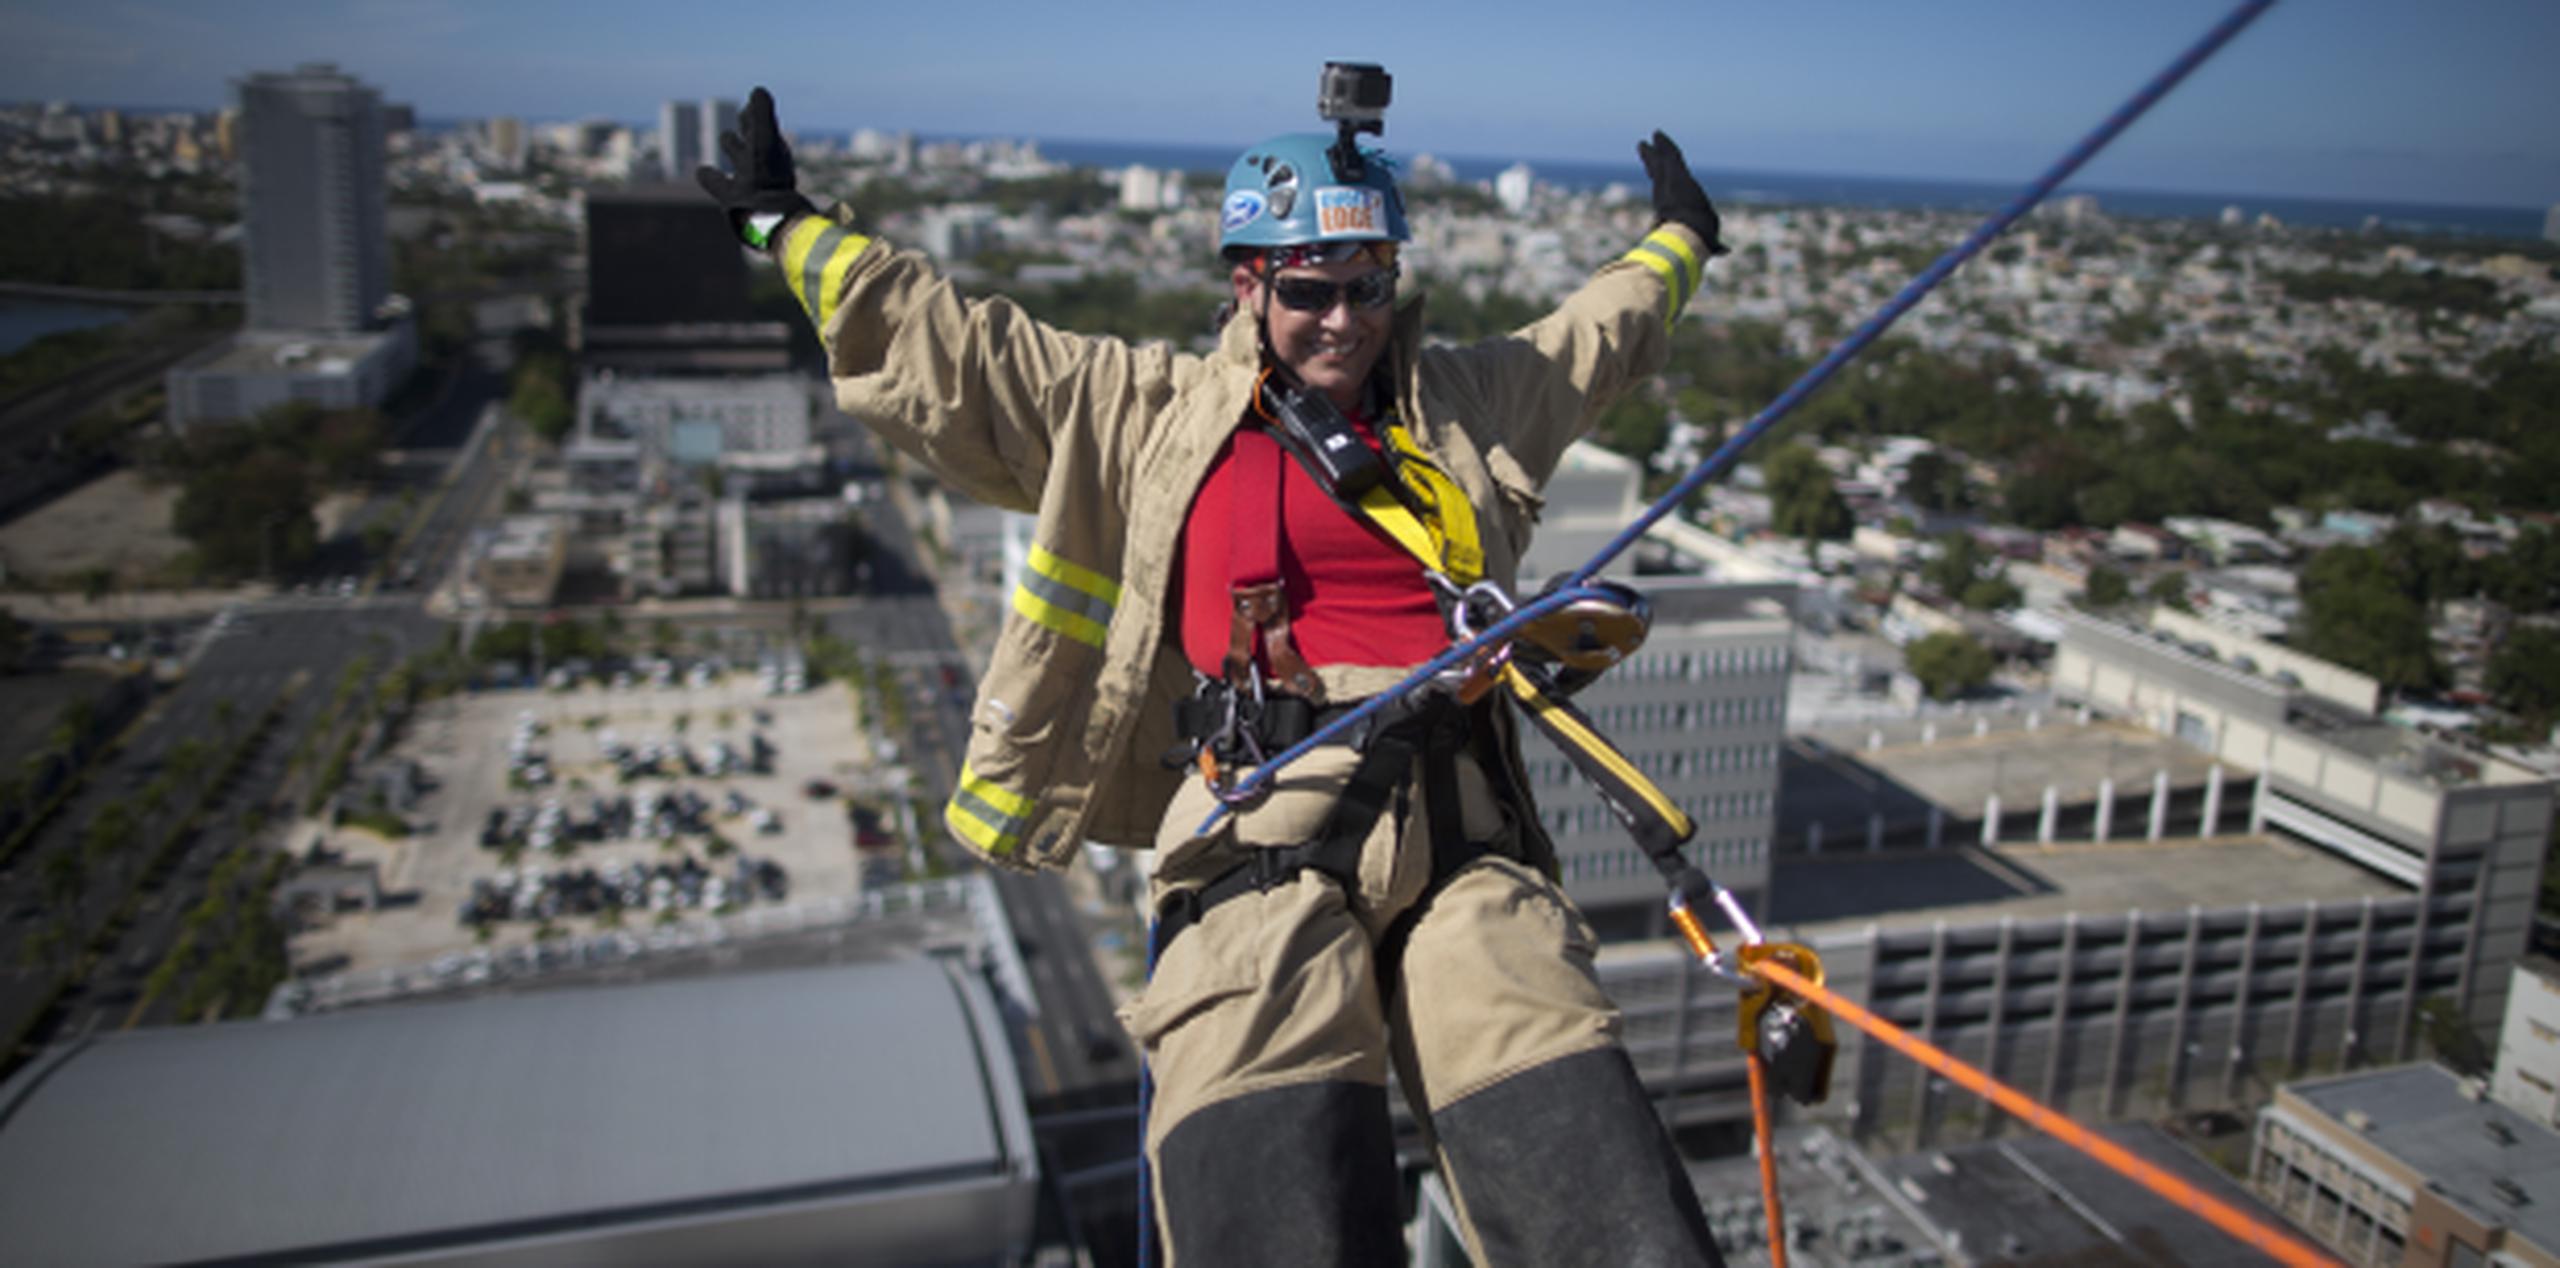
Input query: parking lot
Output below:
<box><xmin>289</xmin><ymin>672</ymin><xmax>895</xmax><ymax>976</ymax></box>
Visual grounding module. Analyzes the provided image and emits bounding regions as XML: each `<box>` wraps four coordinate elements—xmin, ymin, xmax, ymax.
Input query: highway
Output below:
<box><xmin>0</xmin><ymin>600</ymin><xmax>440</xmax><ymax>1056</ymax></box>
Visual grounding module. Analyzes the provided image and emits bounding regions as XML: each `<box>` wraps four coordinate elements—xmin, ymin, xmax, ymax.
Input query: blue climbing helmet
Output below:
<box><xmin>1217</xmin><ymin>132</ymin><xmax>1409</xmax><ymax>261</ymax></box>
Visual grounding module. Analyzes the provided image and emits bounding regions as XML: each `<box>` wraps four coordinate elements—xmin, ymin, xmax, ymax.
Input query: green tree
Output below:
<box><xmin>2081</xmin><ymin>565</ymin><xmax>2132</xmax><ymax>610</ymax></box>
<box><xmin>2485</xmin><ymin>526</ymin><xmax>2560</xmax><ymax>615</ymax></box>
<box><xmin>508</xmin><ymin>344</ymin><xmax>576</xmax><ymax>445</ymax></box>
<box><xmin>40</xmin><ymin>848</ymin><xmax>87</xmax><ymax>921</ymax></box>
<box><xmin>1594</xmin><ymin>393</ymin><xmax>1672</xmax><ymax>468</ymax></box>
<box><xmin>1905</xmin><ymin>631</ymin><xmax>1995</xmax><ymax>702</ymax></box>
<box><xmin>2379</xmin><ymin>522</ymin><xmax>2473</xmax><ymax>607</ymax></box>
<box><xmin>84</xmin><ymin>802</ymin><xmax>137</xmax><ymax>863</ymax></box>
<box><xmin>1764</xmin><ymin>444</ymin><xmax>1851</xmax><ymax>557</ymax></box>
<box><xmin>1899</xmin><ymin>449</ymin><xmax>1969</xmax><ymax>513</ymax></box>
<box><xmin>2486</xmin><ymin>628</ymin><xmax>2560</xmax><ymax>732</ymax></box>
<box><xmin>1920</xmin><ymin>533</ymin><xmax>2019</xmax><ymax>610</ymax></box>
<box><xmin>2295</xmin><ymin>546</ymin><xmax>2445</xmax><ymax>694</ymax></box>
<box><xmin>308</xmin><ymin>408</ymin><xmax>389</xmax><ymax>486</ymax></box>
<box><xmin>2145</xmin><ymin>571</ymin><xmax>2192</xmax><ymax>612</ymax></box>
<box><xmin>171</xmin><ymin>447</ymin><xmax>319</xmax><ymax>578</ymax></box>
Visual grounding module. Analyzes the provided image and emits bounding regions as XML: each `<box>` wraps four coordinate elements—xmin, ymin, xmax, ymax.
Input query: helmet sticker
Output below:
<box><xmin>1267</xmin><ymin>162</ymin><xmax>1298</xmax><ymax>220</ymax></box>
<box><xmin>1221</xmin><ymin>190</ymin><xmax>1267</xmax><ymax>233</ymax></box>
<box><xmin>1314</xmin><ymin>187</ymin><xmax>1384</xmax><ymax>237</ymax></box>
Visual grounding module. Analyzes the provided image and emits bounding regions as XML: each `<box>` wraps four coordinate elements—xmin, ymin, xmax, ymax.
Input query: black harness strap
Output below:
<box><xmin>1154</xmin><ymin>698</ymin><xmax>1483</xmax><ymax>957</ymax></box>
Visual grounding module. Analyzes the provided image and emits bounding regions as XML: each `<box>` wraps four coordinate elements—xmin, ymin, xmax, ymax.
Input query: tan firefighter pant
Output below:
<box><xmin>1121</xmin><ymin>741</ymin><xmax>1627</xmax><ymax>1261</ymax></box>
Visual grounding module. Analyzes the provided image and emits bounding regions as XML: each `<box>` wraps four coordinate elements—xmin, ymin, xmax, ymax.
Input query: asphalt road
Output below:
<box><xmin>0</xmin><ymin>601</ymin><xmax>440</xmax><ymax>1057</ymax></box>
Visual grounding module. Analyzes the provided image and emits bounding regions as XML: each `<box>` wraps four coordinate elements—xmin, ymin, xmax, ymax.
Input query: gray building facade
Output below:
<box><xmin>169</xmin><ymin>63</ymin><xmax>410</xmax><ymax>429</ymax></box>
<box><xmin>238</xmin><ymin>64</ymin><xmax>390</xmax><ymax>335</ymax></box>
<box><xmin>1510</xmin><ymin>444</ymin><xmax>1797</xmax><ymax>936</ymax></box>
<box><xmin>1570</xmin><ymin>608</ymin><xmax>2550</xmax><ymax>1156</ymax></box>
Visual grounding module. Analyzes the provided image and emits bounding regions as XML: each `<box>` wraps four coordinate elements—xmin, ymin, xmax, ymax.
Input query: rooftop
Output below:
<box><xmin>1773</xmin><ymin>833</ymin><xmax>2403</xmax><ymax>934</ymax></box>
<box><xmin>2282</xmin><ymin>1063</ymin><xmax>2560</xmax><ymax>1257</ymax></box>
<box><xmin>184</xmin><ymin>326</ymin><xmax>404</xmax><ymax>377</ymax></box>
<box><xmin>1838</xmin><ymin>718</ymin><xmax>2229</xmax><ymax>814</ymax></box>
<box><xmin>0</xmin><ymin>958</ymin><xmax>1034</xmax><ymax>1265</ymax></box>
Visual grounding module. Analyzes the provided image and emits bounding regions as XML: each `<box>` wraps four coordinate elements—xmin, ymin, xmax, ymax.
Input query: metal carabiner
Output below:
<box><xmin>1201</xmin><ymin>679</ymin><xmax>1273</xmax><ymax>807</ymax></box>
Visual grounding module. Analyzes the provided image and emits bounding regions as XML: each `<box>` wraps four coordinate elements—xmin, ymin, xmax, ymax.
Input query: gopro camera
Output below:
<box><xmin>1319</xmin><ymin>62</ymin><xmax>1391</xmax><ymax>182</ymax></box>
<box><xmin>1318</xmin><ymin>62</ymin><xmax>1391</xmax><ymax>130</ymax></box>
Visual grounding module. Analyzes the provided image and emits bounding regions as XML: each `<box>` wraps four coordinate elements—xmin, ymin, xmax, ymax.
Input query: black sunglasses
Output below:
<box><xmin>1270</xmin><ymin>269</ymin><xmax>1399</xmax><ymax>313</ymax></box>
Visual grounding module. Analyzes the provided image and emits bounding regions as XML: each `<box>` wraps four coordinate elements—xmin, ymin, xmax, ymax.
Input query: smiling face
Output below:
<box><xmin>1233</xmin><ymin>253</ymin><xmax>1396</xmax><ymax>412</ymax></box>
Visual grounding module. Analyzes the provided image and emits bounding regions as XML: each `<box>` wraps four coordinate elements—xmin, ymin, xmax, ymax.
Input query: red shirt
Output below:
<box><xmin>1176</xmin><ymin>407</ymin><xmax>1448</xmax><ymax>681</ymax></box>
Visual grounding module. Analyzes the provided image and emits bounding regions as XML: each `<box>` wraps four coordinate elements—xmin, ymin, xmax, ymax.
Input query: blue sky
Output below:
<box><xmin>4</xmin><ymin>0</ymin><xmax>2555</xmax><ymax>209</ymax></box>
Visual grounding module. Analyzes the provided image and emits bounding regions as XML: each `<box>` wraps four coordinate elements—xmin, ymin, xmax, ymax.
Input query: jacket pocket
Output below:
<box><xmin>1118</xmin><ymin>910</ymin><xmax>1260</xmax><ymax>1052</ymax></box>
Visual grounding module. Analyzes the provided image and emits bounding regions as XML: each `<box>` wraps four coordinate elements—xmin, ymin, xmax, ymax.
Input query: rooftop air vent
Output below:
<box><xmin>2493</xmin><ymin>1178</ymin><xmax>2529</xmax><ymax>1207</ymax></box>
<box><xmin>2344</xmin><ymin>1109</ymin><xmax>2375</xmax><ymax>1132</ymax></box>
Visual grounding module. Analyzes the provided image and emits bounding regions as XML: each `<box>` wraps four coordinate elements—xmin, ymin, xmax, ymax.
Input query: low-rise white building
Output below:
<box><xmin>2494</xmin><ymin>957</ymin><xmax>2560</xmax><ymax>1130</ymax></box>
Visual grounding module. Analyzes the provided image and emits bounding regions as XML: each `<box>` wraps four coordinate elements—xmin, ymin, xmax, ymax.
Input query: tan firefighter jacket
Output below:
<box><xmin>774</xmin><ymin>209</ymin><xmax>1714</xmax><ymax>872</ymax></box>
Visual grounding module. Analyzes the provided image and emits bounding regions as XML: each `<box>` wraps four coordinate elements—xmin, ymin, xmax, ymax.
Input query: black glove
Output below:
<box><xmin>1637</xmin><ymin>130</ymin><xmax>1729</xmax><ymax>257</ymax></box>
<box><xmin>697</xmin><ymin>86</ymin><xmax>815</xmax><ymax>248</ymax></box>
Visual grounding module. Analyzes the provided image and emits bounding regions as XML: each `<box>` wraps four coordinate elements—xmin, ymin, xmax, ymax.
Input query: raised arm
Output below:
<box><xmin>699</xmin><ymin>88</ymin><xmax>1170</xmax><ymax>513</ymax></box>
<box><xmin>1440</xmin><ymin>130</ymin><xmax>1728</xmax><ymax>486</ymax></box>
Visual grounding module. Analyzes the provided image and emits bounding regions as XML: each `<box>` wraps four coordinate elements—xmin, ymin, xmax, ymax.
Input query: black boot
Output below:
<box><xmin>1431</xmin><ymin>1047</ymin><xmax>1724</xmax><ymax>1268</ymax></box>
<box><xmin>1156</xmin><ymin>1080</ymin><xmax>1405</xmax><ymax>1267</ymax></box>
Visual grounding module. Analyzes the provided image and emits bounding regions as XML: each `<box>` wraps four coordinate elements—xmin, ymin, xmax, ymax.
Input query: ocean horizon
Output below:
<box><xmin>1021</xmin><ymin>136</ymin><xmax>2548</xmax><ymax>242</ymax></box>
<box><xmin>374</xmin><ymin>114</ymin><xmax>2548</xmax><ymax>242</ymax></box>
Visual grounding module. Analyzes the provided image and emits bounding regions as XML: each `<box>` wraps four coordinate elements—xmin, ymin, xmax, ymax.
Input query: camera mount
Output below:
<box><xmin>1318</xmin><ymin>61</ymin><xmax>1391</xmax><ymax>183</ymax></box>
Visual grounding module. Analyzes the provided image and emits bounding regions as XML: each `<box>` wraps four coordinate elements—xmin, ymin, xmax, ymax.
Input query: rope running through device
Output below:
<box><xmin>1140</xmin><ymin>2</ymin><xmax>2327</xmax><ymax>1263</ymax></box>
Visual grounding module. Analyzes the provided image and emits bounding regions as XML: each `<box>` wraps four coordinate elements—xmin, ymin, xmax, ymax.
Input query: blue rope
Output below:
<box><xmin>1190</xmin><ymin>0</ymin><xmax>2276</xmax><ymax>841</ymax></box>
<box><xmin>1148</xmin><ymin>6</ymin><xmax>2278</xmax><ymax>1254</ymax></box>
<box><xmin>1133</xmin><ymin>915</ymin><xmax>1167</xmax><ymax>1268</ymax></box>
<box><xmin>1565</xmin><ymin>0</ymin><xmax>2277</xmax><ymax>590</ymax></box>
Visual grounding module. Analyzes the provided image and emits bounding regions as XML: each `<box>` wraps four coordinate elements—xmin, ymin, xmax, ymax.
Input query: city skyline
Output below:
<box><xmin>2</xmin><ymin>0</ymin><xmax>2556</xmax><ymax>211</ymax></box>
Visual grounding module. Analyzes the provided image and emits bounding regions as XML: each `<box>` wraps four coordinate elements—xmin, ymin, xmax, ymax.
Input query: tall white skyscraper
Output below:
<box><xmin>2544</xmin><ymin>202</ymin><xmax>2560</xmax><ymax>246</ymax></box>
<box><xmin>660</xmin><ymin>99</ymin><xmax>702</xmax><ymax>181</ymax></box>
<box><xmin>662</xmin><ymin>97</ymin><xmax>740</xmax><ymax>181</ymax></box>
<box><xmin>237</xmin><ymin>63</ymin><xmax>390</xmax><ymax>334</ymax></box>
<box><xmin>701</xmin><ymin>98</ymin><xmax>740</xmax><ymax>176</ymax></box>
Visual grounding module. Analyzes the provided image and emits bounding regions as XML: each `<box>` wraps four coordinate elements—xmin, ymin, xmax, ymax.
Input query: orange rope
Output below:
<box><xmin>1744</xmin><ymin>1050</ymin><xmax>1789</xmax><ymax>1268</ymax></box>
<box><xmin>1749</xmin><ymin>958</ymin><xmax>2339</xmax><ymax>1268</ymax></box>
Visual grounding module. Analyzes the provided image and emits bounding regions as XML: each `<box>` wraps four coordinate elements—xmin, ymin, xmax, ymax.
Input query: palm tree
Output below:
<box><xmin>168</xmin><ymin>739</ymin><xmax>213</xmax><ymax>787</ymax></box>
<box><xmin>40</xmin><ymin>849</ymin><xmax>87</xmax><ymax>922</ymax></box>
<box><xmin>138</xmin><ymin>775</ymin><xmax>173</xmax><ymax>820</ymax></box>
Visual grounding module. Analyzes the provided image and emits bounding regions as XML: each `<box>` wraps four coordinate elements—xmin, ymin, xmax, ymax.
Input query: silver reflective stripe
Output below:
<box><xmin>1019</xmin><ymin>567</ymin><xmax>1115</xmax><ymax>630</ymax></box>
<box><xmin>799</xmin><ymin>223</ymin><xmax>851</xmax><ymax>316</ymax></box>
<box><xmin>1632</xmin><ymin>237</ymin><xmax>1696</xmax><ymax>313</ymax></box>
<box><xmin>952</xmin><ymin>785</ymin><xmax>1025</xmax><ymax>842</ymax></box>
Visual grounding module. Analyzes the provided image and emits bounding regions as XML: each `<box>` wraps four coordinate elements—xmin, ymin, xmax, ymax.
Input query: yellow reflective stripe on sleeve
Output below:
<box><xmin>946</xmin><ymin>762</ymin><xmax>1034</xmax><ymax>857</ymax></box>
<box><xmin>1028</xmin><ymin>544</ymin><xmax>1122</xmax><ymax>606</ymax></box>
<box><xmin>779</xmin><ymin>216</ymin><xmax>871</xmax><ymax>330</ymax></box>
<box><xmin>1012</xmin><ymin>545</ymin><xmax>1119</xmax><ymax>648</ymax></box>
<box><xmin>1622</xmin><ymin>227</ymin><xmax>1704</xmax><ymax>322</ymax></box>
